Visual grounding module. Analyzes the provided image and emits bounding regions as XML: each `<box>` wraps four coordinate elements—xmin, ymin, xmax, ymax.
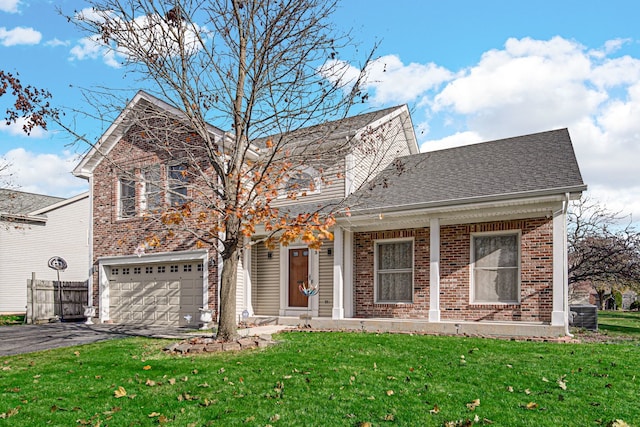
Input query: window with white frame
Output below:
<box><xmin>119</xmin><ymin>177</ymin><xmax>136</xmax><ymax>218</ymax></box>
<box><xmin>375</xmin><ymin>239</ymin><xmax>413</xmax><ymax>303</ymax></box>
<box><xmin>281</xmin><ymin>166</ymin><xmax>321</xmax><ymax>197</ymax></box>
<box><xmin>168</xmin><ymin>163</ymin><xmax>188</xmax><ymax>207</ymax></box>
<box><xmin>471</xmin><ymin>232</ymin><xmax>520</xmax><ymax>304</ymax></box>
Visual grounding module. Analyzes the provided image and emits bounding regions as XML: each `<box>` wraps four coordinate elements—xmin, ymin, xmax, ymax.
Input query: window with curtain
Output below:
<box><xmin>119</xmin><ymin>178</ymin><xmax>136</xmax><ymax>218</ymax></box>
<box><xmin>375</xmin><ymin>240</ymin><xmax>413</xmax><ymax>303</ymax></box>
<box><xmin>472</xmin><ymin>233</ymin><xmax>520</xmax><ymax>303</ymax></box>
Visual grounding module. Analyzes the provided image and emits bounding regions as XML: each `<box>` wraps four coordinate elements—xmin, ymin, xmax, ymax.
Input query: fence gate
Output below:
<box><xmin>26</xmin><ymin>275</ymin><xmax>89</xmax><ymax>324</ymax></box>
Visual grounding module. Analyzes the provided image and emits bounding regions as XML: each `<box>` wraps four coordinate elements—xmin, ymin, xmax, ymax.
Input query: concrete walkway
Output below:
<box><xmin>0</xmin><ymin>322</ymin><xmax>293</xmax><ymax>357</ymax></box>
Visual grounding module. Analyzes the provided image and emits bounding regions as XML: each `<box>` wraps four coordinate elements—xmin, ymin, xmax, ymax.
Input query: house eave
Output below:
<box><xmin>339</xmin><ymin>188</ymin><xmax>585</xmax><ymax>230</ymax></box>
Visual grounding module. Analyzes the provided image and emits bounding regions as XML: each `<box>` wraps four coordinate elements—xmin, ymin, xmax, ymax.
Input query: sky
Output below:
<box><xmin>1</xmin><ymin>0</ymin><xmax>640</xmax><ymax>222</ymax></box>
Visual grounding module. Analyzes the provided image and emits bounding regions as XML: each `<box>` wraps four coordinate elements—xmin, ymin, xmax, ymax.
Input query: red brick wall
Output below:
<box><xmin>354</xmin><ymin>228</ymin><xmax>430</xmax><ymax>318</ymax></box>
<box><xmin>90</xmin><ymin>128</ymin><xmax>218</xmax><ymax>315</ymax></box>
<box><xmin>353</xmin><ymin>218</ymin><xmax>554</xmax><ymax>322</ymax></box>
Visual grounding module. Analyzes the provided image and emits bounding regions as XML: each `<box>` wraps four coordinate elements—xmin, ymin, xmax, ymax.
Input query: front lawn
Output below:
<box><xmin>598</xmin><ymin>310</ymin><xmax>640</xmax><ymax>338</ymax></box>
<box><xmin>1</xmin><ymin>331</ymin><xmax>638</xmax><ymax>426</ymax></box>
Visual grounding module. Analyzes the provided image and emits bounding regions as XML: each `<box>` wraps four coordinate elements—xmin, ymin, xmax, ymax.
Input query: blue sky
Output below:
<box><xmin>2</xmin><ymin>0</ymin><xmax>640</xmax><ymax>221</ymax></box>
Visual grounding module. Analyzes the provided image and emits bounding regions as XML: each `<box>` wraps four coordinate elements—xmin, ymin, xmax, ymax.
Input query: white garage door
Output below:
<box><xmin>108</xmin><ymin>261</ymin><xmax>204</xmax><ymax>327</ymax></box>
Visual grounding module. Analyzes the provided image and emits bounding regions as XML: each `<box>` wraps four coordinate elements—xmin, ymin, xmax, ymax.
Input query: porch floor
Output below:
<box><xmin>248</xmin><ymin>316</ymin><xmax>567</xmax><ymax>339</ymax></box>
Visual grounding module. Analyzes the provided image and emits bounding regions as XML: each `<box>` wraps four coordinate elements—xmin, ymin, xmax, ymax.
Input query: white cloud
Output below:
<box><xmin>0</xmin><ymin>0</ymin><xmax>19</xmax><ymax>13</ymax></box>
<box><xmin>0</xmin><ymin>118</ymin><xmax>47</xmax><ymax>138</ymax></box>
<box><xmin>1</xmin><ymin>148</ymin><xmax>87</xmax><ymax>197</ymax></box>
<box><xmin>0</xmin><ymin>26</ymin><xmax>41</xmax><ymax>46</ymax></box>
<box><xmin>420</xmin><ymin>131</ymin><xmax>483</xmax><ymax>152</ymax></box>
<box><xmin>361</xmin><ymin>55</ymin><xmax>452</xmax><ymax>105</ymax></box>
<box><xmin>45</xmin><ymin>38</ymin><xmax>70</xmax><ymax>48</ymax></box>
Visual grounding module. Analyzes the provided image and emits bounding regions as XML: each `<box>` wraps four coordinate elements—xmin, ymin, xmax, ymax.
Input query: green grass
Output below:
<box><xmin>1</xmin><ymin>332</ymin><xmax>639</xmax><ymax>426</ymax></box>
<box><xmin>598</xmin><ymin>310</ymin><xmax>640</xmax><ymax>338</ymax></box>
<box><xmin>0</xmin><ymin>315</ymin><xmax>24</xmax><ymax>326</ymax></box>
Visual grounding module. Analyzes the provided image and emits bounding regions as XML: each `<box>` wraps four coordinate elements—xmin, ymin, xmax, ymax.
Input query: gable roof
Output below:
<box><xmin>347</xmin><ymin>128</ymin><xmax>587</xmax><ymax>215</ymax></box>
<box><xmin>254</xmin><ymin>104</ymin><xmax>418</xmax><ymax>151</ymax></box>
<box><xmin>73</xmin><ymin>90</ymin><xmax>227</xmax><ymax>179</ymax></box>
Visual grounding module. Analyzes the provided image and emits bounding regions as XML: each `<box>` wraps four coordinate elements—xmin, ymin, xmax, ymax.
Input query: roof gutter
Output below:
<box><xmin>345</xmin><ymin>185</ymin><xmax>587</xmax><ymax>219</ymax></box>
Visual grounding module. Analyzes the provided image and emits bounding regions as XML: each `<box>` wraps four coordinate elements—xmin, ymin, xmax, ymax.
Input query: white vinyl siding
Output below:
<box><xmin>471</xmin><ymin>232</ymin><xmax>520</xmax><ymax>304</ymax></box>
<box><xmin>271</xmin><ymin>163</ymin><xmax>345</xmax><ymax>207</ymax></box>
<box><xmin>0</xmin><ymin>195</ymin><xmax>90</xmax><ymax>313</ymax></box>
<box><xmin>375</xmin><ymin>239</ymin><xmax>413</xmax><ymax>303</ymax></box>
<box><xmin>349</xmin><ymin>114</ymin><xmax>413</xmax><ymax>194</ymax></box>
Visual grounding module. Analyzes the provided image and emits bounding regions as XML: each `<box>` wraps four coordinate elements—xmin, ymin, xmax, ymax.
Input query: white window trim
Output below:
<box><xmin>374</xmin><ymin>237</ymin><xmax>414</xmax><ymax>304</ymax></box>
<box><xmin>469</xmin><ymin>230</ymin><xmax>521</xmax><ymax>305</ymax></box>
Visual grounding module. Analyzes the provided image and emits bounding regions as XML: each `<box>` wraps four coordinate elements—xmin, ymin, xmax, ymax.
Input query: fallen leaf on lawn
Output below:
<box><xmin>74</xmin><ymin>351</ymin><xmax>80</xmax><ymax>357</ymax></box>
<box><xmin>158</xmin><ymin>415</ymin><xmax>169</xmax><ymax>423</ymax></box>
<box><xmin>270</xmin><ymin>413</ymin><xmax>280</xmax><ymax>422</ymax></box>
<box><xmin>542</xmin><ymin>377</ymin><xmax>549</xmax><ymax>382</ymax></box>
<box><xmin>356</xmin><ymin>422</ymin><xmax>371</xmax><ymax>427</ymax></box>
<box><xmin>466</xmin><ymin>398</ymin><xmax>480</xmax><ymax>411</ymax></box>
<box><xmin>168</xmin><ymin>378</ymin><xmax>176</xmax><ymax>385</ymax></box>
<box><xmin>373</xmin><ymin>362</ymin><xmax>377</xmax><ymax>370</ymax></box>
<box><xmin>244</xmin><ymin>416</ymin><xmax>255</xmax><ymax>422</ymax></box>
<box><xmin>143</xmin><ymin>365</ymin><xmax>152</xmax><ymax>370</ymax></box>
<box><xmin>8</xmin><ymin>387</ymin><xmax>20</xmax><ymax>393</ymax></box>
<box><xmin>524</xmin><ymin>389</ymin><xmax>531</xmax><ymax>395</ymax></box>
<box><xmin>387</xmin><ymin>376</ymin><xmax>397</xmax><ymax>380</ymax></box>
<box><xmin>384</xmin><ymin>413</ymin><xmax>395</xmax><ymax>421</ymax></box>
<box><xmin>146</xmin><ymin>379</ymin><xmax>156</xmax><ymax>387</ymax></box>
<box><xmin>525</xmin><ymin>402</ymin><xmax>539</xmax><ymax>410</ymax></box>
<box><xmin>506</xmin><ymin>364</ymin><xmax>513</xmax><ymax>369</ymax></box>
<box><xmin>198</xmin><ymin>382</ymin><xmax>210</xmax><ymax>388</ymax></box>
<box><xmin>506</xmin><ymin>386</ymin><xmax>514</xmax><ymax>393</ymax></box>
<box><xmin>148</xmin><ymin>412</ymin><xmax>160</xmax><ymax>417</ymax></box>
<box><xmin>102</xmin><ymin>407</ymin><xmax>121</xmax><ymax>415</ymax></box>
<box><xmin>114</xmin><ymin>386</ymin><xmax>127</xmax><ymax>398</ymax></box>
<box><xmin>557</xmin><ymin>378</ymin><xmax>567</xmax><ymax>390</ymax></box>
<box><xmin>192</xmin><ymin>369</ymin><xmax>198</xmax><ymax>374</ymax></box>
<box><xmin>367</xmin><ymin>396</ymin><xmax>375</xmax><ymax>400</ymax></box>
<box><xmin>283</xmin><ymin>375</ymin><xmax>292</xmax><ymax>379</ymax></box>
<box><xmin>218</xmin><ymin>368</ymin><xmax>225</xmax><ymax>374</ymax></box>
<box><xmin>181</xmin><ymin>376</ymin><xmax>189</xmax><ymax>382</ymax></box>
<box><xmin>607</xmin><ymin>420</ymin><xmax>630</xmax><ymax>427</ymax></box>
<box><xmin>386</xmin><ymin>390</ymin><xmax>394</xmax><ymax>396</ymax></box>
<box><xmin>0</xmin><ymin>407</ymin><xmax>19</xmax><ymax>419</ymax></box>
<box><xmin>429</xmin><ymin>404</ymin><xmax>440</xmax><ymax>414</ymax></box>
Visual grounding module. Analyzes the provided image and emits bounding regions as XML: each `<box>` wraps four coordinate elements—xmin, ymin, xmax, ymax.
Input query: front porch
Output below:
<box><xmin>248</xmin><ymin>315</ymin><xmax>567</xmax><ymax>338</ymax></box>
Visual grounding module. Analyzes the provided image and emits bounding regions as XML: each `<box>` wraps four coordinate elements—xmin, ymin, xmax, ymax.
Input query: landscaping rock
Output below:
<box><xmin>164</xmin><ymin>334</ymin><xmax>279</xmax><ymax>355</ymax></box>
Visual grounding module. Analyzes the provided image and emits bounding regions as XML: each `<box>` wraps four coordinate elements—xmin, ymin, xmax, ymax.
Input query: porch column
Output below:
<box><xmin>332</xmin><ymin>227</ymin><xmax>344</xmax><ymax>319</ymax></box>
<box><xmin>429</xmin><ymin>217</ymin><xmax>441</xmax><ymax>322</ymax></box>
<box><xmin>551</xmin><ymin>208</ymin><xmax>567</xmax><ymax>326</ymax></box>
<box><xmin>344</xmin><ymin>229</ymin><xmax>354</xmax><ymax>318</ymax></box>
<box><xmin>243</xmin><ymin>237</ymin><xmax>254</xmax><ymax>316</ymax></box>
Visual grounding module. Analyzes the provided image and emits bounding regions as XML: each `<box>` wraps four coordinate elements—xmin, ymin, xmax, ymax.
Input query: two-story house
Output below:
<box><xmin>73</xmin><ymin>90</ymin><xmax>586</xmax><ymax>337</ymax></box>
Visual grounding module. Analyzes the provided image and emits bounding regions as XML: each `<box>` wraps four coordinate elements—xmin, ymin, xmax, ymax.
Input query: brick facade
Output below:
<box><xmin>354</xmin><ymin>218</ymin><xmax>554</xmax><ymax>323</ymax></box>
<box><xmin>90</xmin><ymin>127</ymin><xmax>218</xmax><ymax>314</ymax></box>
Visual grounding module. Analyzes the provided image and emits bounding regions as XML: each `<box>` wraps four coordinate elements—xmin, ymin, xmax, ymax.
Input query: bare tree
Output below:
<box><xmin>66</xmin><ymin>0</ymin><xmax>380</xmax><ymax>340</ymax></box>
<box><xmin>568</xmin><ymin>196</ymin><xmax>640</xmax><ymax>309</ymax></box>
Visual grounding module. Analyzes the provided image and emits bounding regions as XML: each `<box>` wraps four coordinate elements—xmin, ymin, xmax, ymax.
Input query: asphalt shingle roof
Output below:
<box><xmin>0</xmin><ymin>189</ymin><xmax>64</xmax><ymax>216</ymax></box>
<box><xmin>348</xmin><ymin>128</ymin><xmax>586</xmax><ymax>213</ymax></box>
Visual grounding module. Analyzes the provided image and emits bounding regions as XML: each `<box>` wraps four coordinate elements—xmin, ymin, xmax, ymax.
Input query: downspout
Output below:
<box><xmin>88</xmin><ymin>175</ymin><xmax>94</xmax><ymax>308</ymax></box>
<box><xmin>562</xmin><ymin>192</ymin><xmax>572</xmax><ymax>337</ymax></box>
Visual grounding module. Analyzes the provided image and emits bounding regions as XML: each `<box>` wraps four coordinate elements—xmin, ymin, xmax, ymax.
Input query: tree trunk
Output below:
<box><xmin>217</xmin><ymin>247</ymin><xmax>239</xmax><ymax>341</ymax></box>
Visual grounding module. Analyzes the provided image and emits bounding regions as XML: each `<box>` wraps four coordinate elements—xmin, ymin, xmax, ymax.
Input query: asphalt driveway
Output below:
<box><xmin>0</xmin><ymin>322</ymin><xmax>195</xmax><ymax>357</ymax></box>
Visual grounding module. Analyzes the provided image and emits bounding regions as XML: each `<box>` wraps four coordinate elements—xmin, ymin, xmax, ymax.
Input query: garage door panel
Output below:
<box><xmin>108</xmin><ymin>261</ymin><xmax>203</xmax><ymax>326</ymax></box>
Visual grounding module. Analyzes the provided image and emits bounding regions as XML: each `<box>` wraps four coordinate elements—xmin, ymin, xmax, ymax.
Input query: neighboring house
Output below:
<box><xmin>73</xmin><ymin>91</ymin><xmax>587</xmax><ymax>337</ymax></box>
<box><xmin>0</xmin><ymin>189</ymin><xmax>90</xmax><ymax>313</ymax></box>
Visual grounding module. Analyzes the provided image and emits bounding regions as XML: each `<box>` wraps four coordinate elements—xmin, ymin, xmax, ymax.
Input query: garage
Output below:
<box><xmin>107</xmin><ymin>260</ymin><xmax>204</xmax><ymax>326</ymax></box>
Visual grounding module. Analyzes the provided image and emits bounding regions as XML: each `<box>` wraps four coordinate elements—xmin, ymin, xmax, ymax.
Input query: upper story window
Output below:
<box><xmin>142</xmin><ymin>164</ymin><xmax>162</xmax><ymax>212</ymax></box>
<box><xmin>168</xmin><ymin>163</ymin><xmax>188</xmax><ymax>207</ymax></box>
<box><xmin>375</xmin><ymin>238</ymin><xmax>413</xmax><ymax>303</ymax></box>
<box><xmin>471</xmin><ymin>232</ymin><xmax>520</xmax><ymax>304</ymax></box>
<box><xmin>118</xmin><ymin>177</ymin><xmax>136</xmax><ymax>219</ymax></box>
<box><xmin>280</xmin><ymin>166</ymin><xmax>321</xmax><ymax>198</ymax></box>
